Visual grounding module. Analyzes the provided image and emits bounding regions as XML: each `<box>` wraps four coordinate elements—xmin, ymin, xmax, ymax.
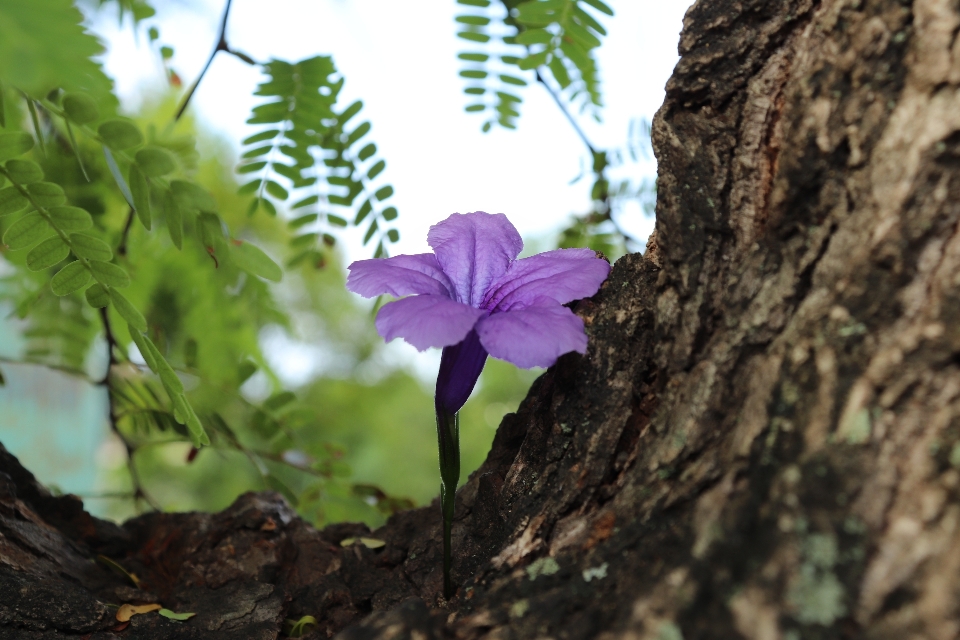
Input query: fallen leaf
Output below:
<box><xmin>260</xmin><ymin>517</ymin><xmax>277</xmax><ymax>531</ymax></box>
<box><xmin>116</xmin><ymin>603</ymin><xmax>161</xmax><ymax>622</ymax></box>
<box><xmin>158</xmin><ymin>609</ymin><xmax>196</xmax><ymax>621</ymax></box>
<box><xmin>97</xmin><ymin>555</ymin><xmax>141</xmax><ymax>588</ymax></box>
<box><xmin>339</xmin><ymin>537</ymin><xmax>385</xmax><ymax>549</ymax></box>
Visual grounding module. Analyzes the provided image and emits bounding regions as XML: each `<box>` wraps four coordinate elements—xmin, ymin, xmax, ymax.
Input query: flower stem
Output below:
<box><xmin>436</xmin><ymin>406</ymin><xmax>460</xmax><ymax>600</ymax></box>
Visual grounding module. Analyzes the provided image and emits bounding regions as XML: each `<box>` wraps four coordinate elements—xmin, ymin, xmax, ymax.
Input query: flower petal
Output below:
<box><xmin>346</xmin><ymin>254</ymin><xmax>454</xmax><ymax>298</ymax></box>
<box><xmin>481</xmin><ymin>248</ymin><xmax>610</xmax><ymax>312</ymax></box>
<box><xmin>476</xmin><ymin>299</ymin><xmax>587</xmax><ymax>369</ymax></box>
<box><xmin>427</xmin><ymin>212</ymin><xmax>523</xmax><ymax>306</ymax></box>
<box><xmin>436</xmin><ymin>330</ymin><xmax>488</xmax><ymax>414</ymax></box>
<box><xmin>375</xmin><ymin>294</ymin><xmax>486</xmax><ymax>351</ymax></box>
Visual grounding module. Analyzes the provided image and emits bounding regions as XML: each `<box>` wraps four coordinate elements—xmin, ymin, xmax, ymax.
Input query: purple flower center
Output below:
<box><xmin>346</xmin><ymin>210</ymin><xmax>611</xmax><ymax>396</ymax></box>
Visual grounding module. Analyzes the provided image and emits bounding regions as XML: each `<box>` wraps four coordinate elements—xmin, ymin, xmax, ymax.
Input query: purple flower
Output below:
<box><xmin>347</xmin><ymin>212</ymin><xmax>610</xmax><ymax>414</ymax></box>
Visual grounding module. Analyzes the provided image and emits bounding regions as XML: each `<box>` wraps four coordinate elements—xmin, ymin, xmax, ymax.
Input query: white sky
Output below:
<box><xmin>92</xmin><ymin>0</ymin><xmax>692</xmax><ymax>385</ymax></box>
<box><xmin>94</xmin><ymin>0</ymin><xmax>690</xmax><ymax>255</ymax></box>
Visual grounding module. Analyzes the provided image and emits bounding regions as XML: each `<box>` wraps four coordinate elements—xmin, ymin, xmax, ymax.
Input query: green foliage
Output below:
<box><xmin>0</xmin><ymin>0</ymin><xmax>116</xmax><ymax>109</ymax></box>
<box><xmin>239</xmin><ymin>56</ymin><xmax>400</xmax><ymax>263</ymax></box>
<box><xmin>558</xmin><ymin>119</ymin><xmax>656</xmax><ymax>256</ymax></box>
<box><xmin>514</xmin><ymin>0</ymin><xmax>610</xmax><ymax>112</ymax></box>
<box><xmin>455</xmin><ymin>0</ymin><xmax>612</xmax><ymax>130</ymax></box>
<box><xmin>0</xmin><ymin>0</ymin><xmax>632</xmax><ymax>530</ymax></box>
<box><xmin>94</xmin><ymin>0</ymin><xmax>156</xmax><ymax>24</ymax></box>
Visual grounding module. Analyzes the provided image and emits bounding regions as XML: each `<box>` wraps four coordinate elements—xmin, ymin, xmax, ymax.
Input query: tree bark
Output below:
<box><xmin>4</xmin><ymin>0</ymin><xmax>960</xmax><ymax>637</ymax></box>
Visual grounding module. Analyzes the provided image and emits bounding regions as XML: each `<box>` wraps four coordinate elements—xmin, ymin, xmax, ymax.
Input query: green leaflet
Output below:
<box><xmin>290</xmin><ymin>195</ymin><xmax>318</xmax><ymax>210</ymax></box>
<box><xmin>98</xmin><ymin>119</ymin><xmax>143</xmax><ymax>150</ymax></box>
<box><xmin>0</xmin><ymin>186</ymin><xmax>29</xmax><ymax>215</ymax></box>
<box><xmin>456</xmin><ymin>0</ymin><xmax>608</xmax><ymax>126</ymax></box>
<box><xmin>242</xmin><ymin>129</ymin><xmax>278</xmax><ymax>145</ymax></box>
<box><xmin>48</xmin><ymin>206</ymin><xmax>92</xmax><ymax>231</ymax></box>
<box><xmin>164</xmin><ymin>188</ymin><xmax>182</xmax><ymax>249</ymax></box>
<box><xmin>5</xmin><ymin>159</ymin><xmax>43</xmax><ymax>184</ymax></box>
<box><xmin>363</xmin><ymin>220</ymin><xmax>378</xmax><ymax>245</ymax></box>
<box><xmin>230</xmin><ymin>240</ymin><xmax>283</xmax><ymax>282</ymax></box>
<box><xmin>62</xmin><ymin>92</ymin><xmax>99</xmax><ymax>125</ymax></box>
<box><xmin>241</xmin><ymin>55</ymin><xmax>399</xmax><ymax>258</ymax></box>
<box><xmin>128</xmin><ymin>325</ymin><xmax>207</xmax><ymax>448</ymax></box>
<box><xmin>108</xmin><ymin>288</ymin><xmax>146</xmax><ymax>332</ymax></box>
<box><xmin>0</xmin><ymin>0</ymin><xmax>116</xmax><ymax>106</ymax></box>
<box><xmin>27</xmin><ymin>182</ymin><xmax>66</xmax><ymax>207</ymax></box>
<box><xmin>264</xmin><ymin>180</ymin><xmax>288</xmax><ymax>201</ymax></box>
<box><xmin>158</xmin><ymin>609</ymin><xmax>196</xmax><ymax>622</ymax></box>
<box><xmin>171</xmin><ymin>179</ymin><xmax>216</xmax><ymax>212</ymax></box>
<box><xmin>25</xmin><ymin>235</ymin><xmax>69</xmax><ymax>270</ymax></box>
<box><xmin>128</xmin><ymin>164</ymin><xmax>151</xmax><ymax>230</ymax></box>
<box><xmin>25</xmin><ymin>97</ymin><xmax>45</xmax><ymax>156</ymax></box>
<box><xmin>50</xmin><ymin>260</ymin><xmax>90</xmax><ymax>296</ymax></box>
<box><xmin>103</xmin><ymin>147</ymin><xmax>135</xmax><ymax>208</ymax></box>
<box><xmin>62</xmin><ymin>122</ymin><xmax>85</xmax><ymax>177</ymax></box>
<box><xmin>582</xmin><ymin>0</ymin><xmax>613</xmax><ymax>15</ymax></box>
<box><xmin>354</xmin><ymin>199</ymin><xmax>372</xmax><ymax>224</ymax></box>
<box><xmin>237</xmin><ymin>361</ymin><xmax>258</xmax><ymax>384</ymax></box>
<box><xmin>0</xmin><ymin>132</ymin><xmax>34</xmax><ymax>162</ymax></box>
<box><xmin>135</xmin><ymin>146</ymin><xmax>176</xmax><ymax>177</ymax></box>
<box><xmin>88</xmin><ymin>260</ymin><xmax>130</xmax><ymax>288</ymax></box>
<box><xmin>69</xmin><ymin>233</ymin><xmax>113</xmax><ymax>261</ymax></box>
<box><xmin>366</xmin><ymin>160</ymin><xmax>385</xmax><ymax>180</ymax></box>
<box><xmin>126</xmin><ymin>326</ymin><xmax>157</xmax><ymax>371</ymax></box>
<box><xmin>84</xmin><ymin>283</ymin><xmax>109</xmax><ymax>308</ymax></box>
<box><xmin>139</xmin><ymin>332</ymin><xmax>183</xmax><ymax>394</ymax></box>
<box><xmin>285</xmin><ymin>615</ymin><xmax>318</xmax><ymax>638</ymax></box>
<box><xmin>172</xmin><ymin>394</ymin><xmax>209</xmax><ymax>448</ymax></box>
<box><xmin>3</xmin><ymin>212</ymin><xmax>50</xmax><ymax>249</ymax></box>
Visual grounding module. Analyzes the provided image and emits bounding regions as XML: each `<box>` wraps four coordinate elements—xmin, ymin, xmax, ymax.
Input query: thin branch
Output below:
<box><xmin>535</xmin><ymin>70</ymin><xmax>598</xmax><ymax>156</ymax></box>
<box><xmin>173</xmin><ymin>0</ymin><xmax>258</xmax><ymax>121</ymax></box>
<box><xmin>98</xmin><ymin>308</ymin><xmax>162</xmax><ymax>512</ymax></box>
<box><xmin>117</xmin><ymin>207</ymin><xmax>135</xmax><ymax>257</ymax></box>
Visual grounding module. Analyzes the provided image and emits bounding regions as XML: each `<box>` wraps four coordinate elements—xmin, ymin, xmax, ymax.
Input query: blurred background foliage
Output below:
<box><xmin>0</xmin><ymin>0</ymin><xmax>647</xmax><ymax>529</ymax></box>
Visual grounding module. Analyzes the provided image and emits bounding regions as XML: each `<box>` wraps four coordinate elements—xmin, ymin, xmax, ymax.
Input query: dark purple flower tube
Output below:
<box><xmin>435</xmin><ymin>329</ymin><xmax>488</xmax><ymax>415</ymax></box>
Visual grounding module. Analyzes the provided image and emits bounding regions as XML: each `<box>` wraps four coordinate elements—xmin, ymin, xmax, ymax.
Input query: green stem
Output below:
<box><xmin>436</xmin><ymin>406</ymin><xmax>460</xmax><ymax>600</ymax></box>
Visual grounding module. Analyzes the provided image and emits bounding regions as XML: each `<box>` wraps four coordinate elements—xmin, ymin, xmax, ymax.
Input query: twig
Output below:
<box><xmin>174</xmin><ymin>0</ymin><xmax>258</xmax><ymax>121</ymax></box>
<box><xmin>117</xmin><ymin>207</ymin><xmax>135</xmax><ymax>257</ymax></box>
<box><xmin>535</xmin><ymin>71</ymin><xmax>598</xmax><ymax>156</ymax></box>
<box><xmin>98</xmin><ymin>307</ymin><xmax>162</xmax><ymax>512</ymax></box>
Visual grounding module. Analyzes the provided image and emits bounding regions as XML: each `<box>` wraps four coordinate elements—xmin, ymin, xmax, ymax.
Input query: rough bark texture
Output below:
<box><xmin>4</xmin><ymin>0</ymin><xmax>960</xmax><ymax>636</ymax></box>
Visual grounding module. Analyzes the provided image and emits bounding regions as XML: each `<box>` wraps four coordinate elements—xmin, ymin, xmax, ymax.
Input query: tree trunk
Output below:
<box><xmin>4</xmin><ymin>0</ymin><xmax>960</xmax><ymax>637</ymax></box>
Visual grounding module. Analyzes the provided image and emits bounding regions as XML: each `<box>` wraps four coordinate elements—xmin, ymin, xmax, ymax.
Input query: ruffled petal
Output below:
<box><xmin>346</xmin><ymin>253</ymin><xmax>454</xmax><ymax>299</ymax></box>
<box><xmin>427</xmin><ymin>211</ymin><xmax>523</xmax><ymax>307</ymax></box>
<box><xmin>476</xmin><ymin>298</ymin><xmax>587</xmax><ymax>369</ymax></box>
<box><xmin>375</xmin><ymin>294</ymin><xmax>486</xmax><ymax>351</ymax></box>
<box><xmin>481</xmin><ymin>248</ymin><xmax>610</xmax><ymax>312</ymax></box>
